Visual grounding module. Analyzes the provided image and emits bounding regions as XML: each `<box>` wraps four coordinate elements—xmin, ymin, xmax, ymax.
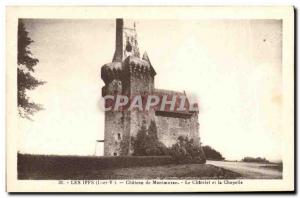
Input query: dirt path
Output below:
<box><xmin>206</xmin><ymin>160</ymin><xmax>282</xmax><ymax>179</ymax></box>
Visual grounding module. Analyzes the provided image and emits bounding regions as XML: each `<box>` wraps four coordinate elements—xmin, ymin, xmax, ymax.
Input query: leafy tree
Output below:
<box><xmin>132</xmin><ymin>122</ymin><xmax>148</xmax><ymax>155</ymax></box>
<box><xmin>148</xmin><ymin>120</ymin><xmax>158</xmax><ymax>139</ymax></box>
<box><xmin>18</xmin><ymin>20</ymin><xmax>45</xmax><ymax>119</ymax></box>
<box><xmin>132</xmin><ymin>120</ymin><xmax>168</xmax><ymax>156</ymax></box>
<box><xmin>169</xmin><ymin>136</ymin><xmax>206</xmax><ymax>164</ymax></box>
<box><xmin>202</xmin><ymin>145</ymin><xmax>225</xmax><ymax>160</ymax></box>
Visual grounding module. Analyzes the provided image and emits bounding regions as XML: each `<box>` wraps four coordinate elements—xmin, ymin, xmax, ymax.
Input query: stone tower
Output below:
<box><xmin>101</xmin><ymin>19</ymin><xmax>156</xmax><ymax>156</ymax></box>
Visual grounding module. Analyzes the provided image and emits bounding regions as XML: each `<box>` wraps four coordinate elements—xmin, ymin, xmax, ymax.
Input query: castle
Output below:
<box><xmin>101</xmin><ymin>19</ymin><xmax>200</xmax><ymax>156</ymax></box>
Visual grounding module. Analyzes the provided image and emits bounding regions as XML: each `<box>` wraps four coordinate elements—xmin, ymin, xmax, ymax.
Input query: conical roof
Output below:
<box><xmin>142</xmin><ymin>51</ymin><xmax>152</xmax><ymax>66</ymax></box>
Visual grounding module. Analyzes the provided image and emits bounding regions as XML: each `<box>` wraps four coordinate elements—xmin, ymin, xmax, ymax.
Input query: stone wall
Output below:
<box><xmin>155</xmin><ymin>113</ymin><xmax>200</xmax><ymax>147</ymax></box>
<box><xmin>103</xmin><ymin>77</ymin><xmax>132</xmax><ymax>156</ymax></box>
<box><xmin>104</xmin><ymin>111</ymin><xmax>132</xmax><ymax>156</ymax></box>
<box><xmin>127</xmin><ymin>65</ymin><xmax>155</xmax><ymax>154</ymax></box>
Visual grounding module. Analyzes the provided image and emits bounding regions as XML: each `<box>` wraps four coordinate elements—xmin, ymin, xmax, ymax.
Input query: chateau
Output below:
<box><xmin>101</xmin><ymin>19</ymin><xmax>200</xmax><ymax>156</ymax></box>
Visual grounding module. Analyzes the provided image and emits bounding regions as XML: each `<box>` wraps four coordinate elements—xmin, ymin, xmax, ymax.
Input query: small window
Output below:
<box><xmin>113</xmin><ymin>152</ymin><xmax>117</xmax><ymax>156</ymax></box>
<box><xmin>117</xmin><ymin>133</ymin><xmax>121</xmax><ymax>140</ymax></box>
<box><xmin>126</xmin><ymin>41</ymin><xmax>132</xmax><ymax>52</ymax></box>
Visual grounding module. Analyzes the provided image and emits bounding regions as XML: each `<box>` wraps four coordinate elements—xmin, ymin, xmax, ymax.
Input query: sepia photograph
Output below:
<box><xmin>6</xmin><ymin>6</ymin><xmax>294</xmax><ymax>192</ymax></box>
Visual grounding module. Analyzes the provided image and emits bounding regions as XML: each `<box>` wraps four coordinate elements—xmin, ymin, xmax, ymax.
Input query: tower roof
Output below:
<box><xmin>142</xmin><ymin>51</ymin><xmax>152</xmax><ymax>66</ymax></box>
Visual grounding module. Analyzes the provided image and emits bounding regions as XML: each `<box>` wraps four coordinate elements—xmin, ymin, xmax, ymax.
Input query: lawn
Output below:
<box><xmin>19</xmin><ymin>163</ymin><xmax>241</xmax><ymax>180</ymax></box>
<box><xmin>18</xmin><ymin>154</ymin><xmax>241</xmax><ymax>180</ymax></box>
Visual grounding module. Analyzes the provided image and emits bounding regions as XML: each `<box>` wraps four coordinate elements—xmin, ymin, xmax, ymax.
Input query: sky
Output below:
<box><xmin>18</xmin><ymin>19</ymin><xmax>282</xmax><ymax>161</ymax></box>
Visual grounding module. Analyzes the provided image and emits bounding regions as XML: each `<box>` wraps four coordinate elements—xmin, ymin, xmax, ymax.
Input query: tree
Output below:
<box><xmin>132</xmin><ymin>122</ymin><xmax>148</xmax><ymax>155</ymax></box>
<box><xmin>169</xmin><ymin>136</ymin><xmax>206</xmax><ymax>164</ymax></box>
<box><xmin>132</xmin><ymin>120</ymin><xmax>168</xmax><ymax>156</ymax></box>
<box><xmin>242</xmin><ymin>157</ymin><xmax>269</xmax><ymax>163</ymax></box>
<box><xmin>18</xmin><ymin>20</ymin><xmax>45</xmax><ymax>119</ymax></box>
<box><xmin>202</xmin><ymin>145</ymin><xmax>225</xmax><ymax>161</ymax></box>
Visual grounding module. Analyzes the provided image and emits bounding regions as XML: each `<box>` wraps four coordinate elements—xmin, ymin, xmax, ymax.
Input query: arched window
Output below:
<box><xmin>117</xmin><ymin>133</ymin><xmax>121</xmax><ymax>140</ymax></box>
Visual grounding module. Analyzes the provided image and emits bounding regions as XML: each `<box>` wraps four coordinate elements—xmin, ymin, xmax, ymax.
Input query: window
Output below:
<box><xmin>117</xmin><ymin>133</ymin><xmax>121</xmax><ymax>140</ymax></box>
<box><xmin>126</xmin><ymin>41</ymin><xmax>132</xmax><ymax>52</ymax></box>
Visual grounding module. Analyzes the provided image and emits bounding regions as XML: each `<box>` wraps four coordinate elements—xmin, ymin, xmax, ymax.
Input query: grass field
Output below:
<box><xmin>18</xmin><ymin>154</ymin><xmax>241</xmax><ymax>180</ymax></box>
<box><xmin>19</xmin><ymin>163</ymin><xmax>241</xmax><ymax>180</ymax></box>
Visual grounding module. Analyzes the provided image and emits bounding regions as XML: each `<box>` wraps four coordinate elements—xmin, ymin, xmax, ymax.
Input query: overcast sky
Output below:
<box><xmin>19</xmin><ymin>19</ymin><xmax>282</xmax><ymax>161</ymax></box>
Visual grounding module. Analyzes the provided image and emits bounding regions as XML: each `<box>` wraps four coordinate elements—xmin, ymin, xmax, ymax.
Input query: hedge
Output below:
<box><xmin>18</xmin><ymin>153</ymin><xmax>174</xmax><ymax>174</ymax></box>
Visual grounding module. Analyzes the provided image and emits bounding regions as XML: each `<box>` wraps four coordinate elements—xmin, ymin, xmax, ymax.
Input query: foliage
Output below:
<box><xmin>169</xmin><ymin>136</ymin><xmax>206</xmax><ymax>164</ymax></box>
<box><xmin>202</xmin><ymin>145</ymin><xmax>225</xmax><ymax>161</ymax></box>
<box><xmin>242</xmin><ymin>157</ymin><xmax>270</xmax><ymax>163</ymax></box>
<box><xmin>132</xmin><ymin>120</ymin><xmax>168</xmax><ymax>156</ymax></box>
<box><xmin>18</xmin><ymin>20</ymin><xmax>45</xmax><ymax>119</ymax></box>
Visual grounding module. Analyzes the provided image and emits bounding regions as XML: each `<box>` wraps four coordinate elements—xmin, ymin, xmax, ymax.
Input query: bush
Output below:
<box><xmin>169</xmin><ymin>136</ymin><xmax>206</xmax><ymax>164</ymax></box>
<box><xmin>242</xmin><ymin>157</ymin><xmax>269</xmax><ymax>163</ymax></box>
<box><xmin>202</xmin><ymin>145</ymin><xmax>225</xmax><ymax>160</ymax></box>
<box><xmin>132</xmin><ymin>120</ymin><xmax>168</xmax><ymax>156</ymax></box>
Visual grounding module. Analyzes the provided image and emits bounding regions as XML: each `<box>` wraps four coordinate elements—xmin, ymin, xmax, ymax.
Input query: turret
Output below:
<box><xmin>101</xmin><ymin>19</ymin><xmax>156</xmax><ymax>96</ymax></box>
<box><xmin>112</xmin><ymin>18</ymin><xmax>140</xmax><ymax>62</ymax></box>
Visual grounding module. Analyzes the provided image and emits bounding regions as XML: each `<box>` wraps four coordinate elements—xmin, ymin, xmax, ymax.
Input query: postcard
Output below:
<box><xmin>6</xmin><ymin>6</ymin><xmax>294</xmax><ymax>192</ymax></box>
